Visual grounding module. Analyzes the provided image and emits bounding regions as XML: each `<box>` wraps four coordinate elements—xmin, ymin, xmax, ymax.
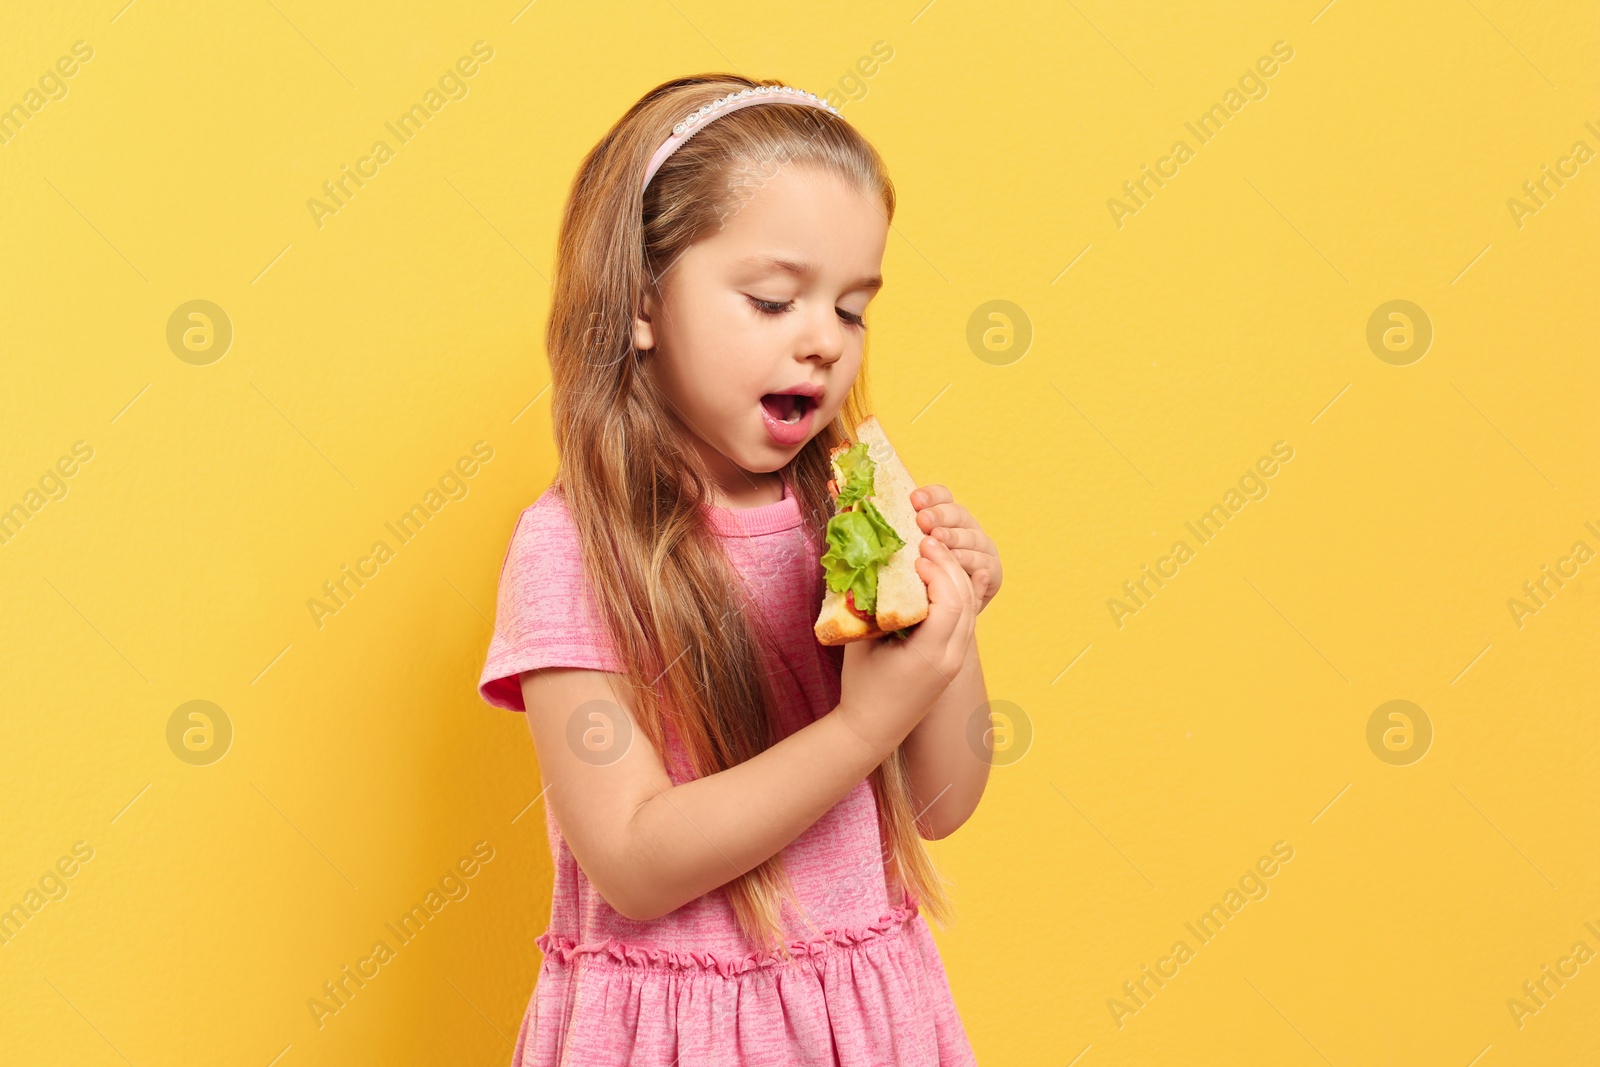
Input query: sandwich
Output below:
<box><xmin>814</xmin><ymin>416</ymin><xmax>930</xmax><ymax>645</ymax></box>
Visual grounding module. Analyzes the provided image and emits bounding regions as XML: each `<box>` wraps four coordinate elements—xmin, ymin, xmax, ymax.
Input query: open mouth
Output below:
<box><xmin>760</xmin><ymin>393</ymin><xmax>813</xmax><ymax>424</ymax></box>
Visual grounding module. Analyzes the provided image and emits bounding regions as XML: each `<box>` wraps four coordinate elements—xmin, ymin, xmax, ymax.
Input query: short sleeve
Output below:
<box><xmin>477</xmin><ymin>491</ymin><xmax>626</xmax><ymax>711</ymax></box>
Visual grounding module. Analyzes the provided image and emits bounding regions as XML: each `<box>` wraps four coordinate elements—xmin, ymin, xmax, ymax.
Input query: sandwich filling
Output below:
<box><xmin>760</xmin><ymin>392</ymin><xmax>812</xmax><ymax>423</ymax></box>
<box><xmin>820</xmin><ymin>442</ymin><xmax>905</xmax><ymax>618</ymax></box>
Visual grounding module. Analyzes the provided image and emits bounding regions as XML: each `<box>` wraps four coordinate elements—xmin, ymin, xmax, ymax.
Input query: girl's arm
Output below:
<box><xmin>519</xmin><ymin>666</ymin><xmax>909</xmax><ymax>923</ymax></box>
<box><xmin>899</xmin><ymin>632</ymin><xmax>990</xmax><ymax>839</ymax></box>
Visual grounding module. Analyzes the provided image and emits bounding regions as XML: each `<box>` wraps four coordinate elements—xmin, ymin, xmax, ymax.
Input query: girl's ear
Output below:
<box><xmin>633</xmin><ymin>290</ymin><xmax>657</xmax><ymax>353</ymax></box>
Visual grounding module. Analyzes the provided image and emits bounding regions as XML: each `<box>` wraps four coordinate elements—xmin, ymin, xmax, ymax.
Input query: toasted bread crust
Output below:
<box><xmin>854</xmin><ymin>416</ymin><xmax>929</xmax><ymax>632</ymax></box>
<box><xmin>814</xmin><ymin>615</ymin><xmax>883</xmax><ymax>644</ymax></box>
<box><xmin>874</xmin><ymin>607</ymin><xmax>925</xmax><ymax>632</ymax></box>
<box><xmin>814</xmin><ymin>585</ymin><xmax>884</xmax><ymax>644</ymax></box>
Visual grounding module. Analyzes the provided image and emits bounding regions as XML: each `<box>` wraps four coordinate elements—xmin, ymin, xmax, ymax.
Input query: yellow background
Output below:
<box><xmin>2</xmin><ymin>0</ymin><xmax>1597</xmax><ymax>1063</ymax></box>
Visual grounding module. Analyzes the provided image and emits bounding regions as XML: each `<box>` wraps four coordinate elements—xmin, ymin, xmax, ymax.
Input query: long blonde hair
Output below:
<box><xmin>545</xmin><ymin>73</ymin><xmax>953</xmax><ymax>954</ymax></box>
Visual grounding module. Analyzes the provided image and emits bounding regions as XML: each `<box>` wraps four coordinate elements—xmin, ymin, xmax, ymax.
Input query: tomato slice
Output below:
<box><xmin>844</xmin><ymin>588</ymin><xmax>871</xmax><ymax>620</ymax></box>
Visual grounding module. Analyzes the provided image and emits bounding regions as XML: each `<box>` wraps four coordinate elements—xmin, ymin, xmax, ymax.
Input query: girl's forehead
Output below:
<box><xmin>730</xmin><ymin>161</ymin><xmax>872</xmax><ymax>213</ymax></box>
<box><xmin>693</xmin><ymin>167</ymin><xmax>888</xmax><ymax>279</ymax></box>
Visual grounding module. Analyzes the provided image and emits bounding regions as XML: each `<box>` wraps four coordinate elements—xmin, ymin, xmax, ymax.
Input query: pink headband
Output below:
<box><xmin>641</xmin><ymin>84</ymin><xmax>840</xmax><ymax>194</ymax></box>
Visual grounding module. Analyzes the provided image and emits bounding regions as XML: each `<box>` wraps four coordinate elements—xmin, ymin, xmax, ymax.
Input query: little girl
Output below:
<box><xmin>478</xmin><ymin>74</ymin><xmax>1005</xmax><ymax>1067</ymax></box>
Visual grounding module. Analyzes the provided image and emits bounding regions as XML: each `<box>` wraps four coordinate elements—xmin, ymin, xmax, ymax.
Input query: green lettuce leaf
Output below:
<box><xmin>821</xmin><ymin>498</ymin><xmax>905</xmax><ymax>615</ymax></box>
<box><xmin>832</xmin><ymin>442</ymin><xmax>875</xmax><ymax>510</ymax></box>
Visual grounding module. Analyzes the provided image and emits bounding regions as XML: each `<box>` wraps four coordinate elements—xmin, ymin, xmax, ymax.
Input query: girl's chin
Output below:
<box><xmin>736</xmin><ymin>445</ymin><xmax>796</xmax><ymax>472</ymax></box>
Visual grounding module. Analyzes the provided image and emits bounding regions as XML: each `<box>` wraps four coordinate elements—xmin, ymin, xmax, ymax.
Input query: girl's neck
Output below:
<box><xmin>707</xmin><ymin>470</ymin><xmax>786</xmax><ymax>510</ymax></box>
<box><xmin>670</xmin><ymin>412</ymin><xmax>787</xmax><ymax>508</ymax></box>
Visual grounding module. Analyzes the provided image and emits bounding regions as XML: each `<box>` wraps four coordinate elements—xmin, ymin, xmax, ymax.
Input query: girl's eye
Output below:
<box><xmin>747</xmin><ymin>296</ymin><xmax>867</xmax><ymax>329</ymax></box>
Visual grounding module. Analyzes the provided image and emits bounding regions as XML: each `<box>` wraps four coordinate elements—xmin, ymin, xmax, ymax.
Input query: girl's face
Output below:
<box><xmin>634</xmin><ymin>162</ymin><xmax>889</xmax><ymax>507</ymax></box>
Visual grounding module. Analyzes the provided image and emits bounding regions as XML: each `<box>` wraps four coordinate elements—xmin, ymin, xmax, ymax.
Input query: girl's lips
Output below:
<box><xmin>759</xmin><ymin>393</ymin><xmax>815</xmax><ymax>447</ymax></box>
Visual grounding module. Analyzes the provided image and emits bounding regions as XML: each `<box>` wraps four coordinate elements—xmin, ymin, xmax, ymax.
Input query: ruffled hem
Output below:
<box><xmin>514</xmin><ymin>906</ymin><xmax>977</xmax><ymax>1067</ymax></box>
<box><xmin>534</xmin><ymin>904</ymin><xmax>920</xmax><ymax>979</ymax></box>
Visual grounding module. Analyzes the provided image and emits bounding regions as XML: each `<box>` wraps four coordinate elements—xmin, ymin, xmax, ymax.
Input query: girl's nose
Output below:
<box><xmin>804</xmin><ymin>302</ymin><xmax>846</xmax><ymax>365</ymax></box>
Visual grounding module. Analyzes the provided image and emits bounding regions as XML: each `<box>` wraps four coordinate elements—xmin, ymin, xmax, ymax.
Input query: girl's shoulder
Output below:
<box><xmin>523</xmin><ymin>479</ymin><xmax>572</xmax><ymax>518</ymax></box>
<box><xmin>478</xmin><ymin>482</ymin><xmax>625</xmax><ymax>708</ymax></box>
<box><xmin>504</xmin><ymin>481</ymin><xmax>580</xmax><ymax>548</ymax></box>
<box><xmin>495</xmin><ymin>484</ymin><xmax>591</xmax><ymax>600</ymax></box>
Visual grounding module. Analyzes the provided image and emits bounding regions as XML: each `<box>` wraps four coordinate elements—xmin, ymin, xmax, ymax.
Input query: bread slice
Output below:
<box><xmin>814</xmin><ymin>416</ymin><xmax>930</xmax><ymax>645</ymax></box>
<box><xmin>816</xmin><ymin>437</ymin><xmax>883</xmax><ymax>644</ymax></box>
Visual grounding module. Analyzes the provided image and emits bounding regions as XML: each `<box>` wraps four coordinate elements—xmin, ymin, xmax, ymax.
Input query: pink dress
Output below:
<box><xmin>478</xmin><ymin>476</ymin><xmax>977</xmax><ymax>1067</ymax></box>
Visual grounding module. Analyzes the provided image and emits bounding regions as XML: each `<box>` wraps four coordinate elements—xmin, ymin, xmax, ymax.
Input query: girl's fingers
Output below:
<box><xmin>916</xmin><ymin>501</ymin><xmax>970</xmax><ymax>533</ymax></box>
<box><xmin>947</xmin><ymin>546</ymin><xmax>995</xmax><ymax>573</ymax></box>
<box><xmin>922</xmin><ymin>535</ymin><xmax>989</xmax><ymax>598</ymax></box>
<box><xmin>934</xmin><ymin>540</ymin><xmax>978</xmax><ymax>647</ymax></box>
<box><xmin>915</xmin><ymin>540</ymin><xmax>957</xmax><ymax>605</ymax></box>
<box><xmin>912</xmin><ymin>551</ymin><xmax>964</xmax><ymax>647</ymax></box>
<box><xmin>931</xmin><ymin>525</ymin><xmax>986</xmax><ymax>550</ymax></box>
<box><xmin>919</xmin><ymin>536</ymin><xmax>976</xmax><ymax>613</ymax></box>
<box><xmin>914</xmin><ymin>540</ymin><xmax>978</xmax><ymax>671</ymax></box>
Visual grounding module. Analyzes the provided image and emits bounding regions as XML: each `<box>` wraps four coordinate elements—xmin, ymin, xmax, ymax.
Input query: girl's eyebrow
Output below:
<box><xmin>738</xmin><ymin>254</ymin><xmax>883</xmax><ymax>294</ymax></box>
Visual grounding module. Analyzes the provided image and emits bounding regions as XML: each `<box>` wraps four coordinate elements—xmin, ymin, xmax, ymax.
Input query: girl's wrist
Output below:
<box><xmin>831</xmin><ymin>698</ymin><xmax>908</xmax><ymax>766</ymax></box>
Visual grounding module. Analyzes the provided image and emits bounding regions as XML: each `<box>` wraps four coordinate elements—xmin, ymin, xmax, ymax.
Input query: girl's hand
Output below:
<box><xmin>911</xmin><ymin>485</ymin><xmax>1003</xmax><ymax>613</ymax></box>
<box><xmin>837</xmin><ymin>536</ymin><xmax>979</xmax><ymax>754</ymax></box>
